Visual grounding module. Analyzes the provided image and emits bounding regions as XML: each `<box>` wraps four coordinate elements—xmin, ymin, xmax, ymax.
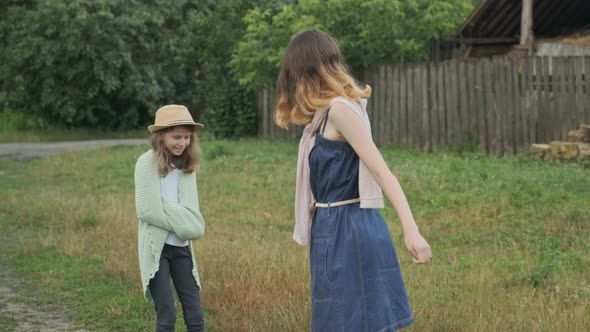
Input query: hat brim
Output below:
<box><xmin>148</xmin><ymin>121</ymin><xmax>204</xmax><ymax>134</ymax></box>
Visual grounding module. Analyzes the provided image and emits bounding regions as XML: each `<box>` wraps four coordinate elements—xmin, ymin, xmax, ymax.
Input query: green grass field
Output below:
<box><xmin>0</xmin><ymin>139</ymin><xmax>588</xmax><ymax>331</ymax></box>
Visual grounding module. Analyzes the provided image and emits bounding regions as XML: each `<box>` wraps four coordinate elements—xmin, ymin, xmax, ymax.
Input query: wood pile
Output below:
<box><xmin>531</xmin><ymin>124</ymin><xmax>590</xmax><ymax>163</ymax></box>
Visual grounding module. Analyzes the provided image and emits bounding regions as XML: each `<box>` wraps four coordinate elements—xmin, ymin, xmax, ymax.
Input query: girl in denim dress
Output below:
<box><xmin>275</xmin><ymin>29</ymin><xmax>432</xmax><ymax>331</ymax></box>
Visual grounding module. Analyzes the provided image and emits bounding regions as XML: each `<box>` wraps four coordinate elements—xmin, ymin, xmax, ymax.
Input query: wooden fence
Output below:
<box><xmin>257</xmin><ymin>56</ymin><xmax>590</xmax><ymax>155</ymax></box>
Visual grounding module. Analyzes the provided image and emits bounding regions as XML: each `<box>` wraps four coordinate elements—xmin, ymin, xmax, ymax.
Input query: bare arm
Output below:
<box><xmin>325</xmin><ymin>102</ymin><xmax>432</xmax><ymax>263</ymax></box>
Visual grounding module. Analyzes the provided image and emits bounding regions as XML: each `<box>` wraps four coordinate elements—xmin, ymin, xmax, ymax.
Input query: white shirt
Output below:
<box><xmin>160</xmin><ymin>167</ymin><xmax>189</xmax><ymax>247</ymax></box>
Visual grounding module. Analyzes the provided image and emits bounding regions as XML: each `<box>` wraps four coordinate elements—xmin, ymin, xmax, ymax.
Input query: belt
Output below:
<box><xmin>314</xmin><ymin>198</ymin><xmax>360</xmax><ymax>208</ymax></box>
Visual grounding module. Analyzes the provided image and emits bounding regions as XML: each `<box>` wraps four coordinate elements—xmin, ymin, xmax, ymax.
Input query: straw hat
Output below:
<box><xmin>148</xmin><ymin>105</ymin><xmax>204</xmax><ymax>134</ymax></box>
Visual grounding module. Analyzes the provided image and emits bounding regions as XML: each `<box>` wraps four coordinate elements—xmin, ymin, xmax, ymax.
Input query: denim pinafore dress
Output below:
<box><xmin>309</xmin><ymin>114</ymin><xmax>414</xmax><ymax>332</ymax></box>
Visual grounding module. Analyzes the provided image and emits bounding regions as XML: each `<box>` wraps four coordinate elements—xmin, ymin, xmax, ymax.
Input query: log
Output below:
<box><xmin>531</xmin><ymin>143</ymin><xmax>551</xmax><ymax>161</ymax></box>
<box><xmin>549</xmin><ymin>141</ymin><xmax>579</xmax><ymax>161</ymax></box>
<box><xmin>531</xmin><ymin>144</ymin><xmax>550</xmax><ymax>153</ymax></box>
<box><xmin>568</xmin><ymin>130</ymin><xmax>585</xmax><ymax>142</ymax></box>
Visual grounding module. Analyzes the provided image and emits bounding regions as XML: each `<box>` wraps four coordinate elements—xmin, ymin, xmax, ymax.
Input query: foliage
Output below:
<box><xmin>0</xmin><ymin>0</ymin><xmax>201</xmax><ymax>129</ymax></box>
<box><xmin>200</xmin><ymin>81</ymin><xmax>257</xmax><ymax>138</ymax></box>
<box><xmin>230</xmin><ymin>0</ymin><xmax>475</xmax><ymax>89</ymax></box>
<box><xmin>0</xmin><ymin>108</ymin><xmax>40</xmax><ymax>131</ymax></box>
<box><xmin>0</xmin><ymin>0</ymin><xmax>476</xmax><ymax>132</ymax></box>
<box><xmin>178</xmin><ymin>0</ymin><xmax>294</xmax><ymax>138</ymax></box>
<box><xmin>177</xmin><ymin>0</ymin><xmax>257</xmax><ymax>138</ymax></box>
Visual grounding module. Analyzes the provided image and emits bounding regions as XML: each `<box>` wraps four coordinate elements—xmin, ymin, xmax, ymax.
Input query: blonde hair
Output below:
<box><xmin>275</xmin><ymin>29</ymin><xmax>371</xmax><ymax>128</ymax></box>
<box><xmin>150</xmin><ymin>125</ymin><xmax>200</xmax><ymax>176</ymax></box>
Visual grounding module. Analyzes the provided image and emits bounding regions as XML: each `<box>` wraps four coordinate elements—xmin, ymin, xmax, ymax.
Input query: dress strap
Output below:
<box><xmin>320</xmin><ymin>109</ymin><xmax>330</xmax><ymax>134</ymax></box>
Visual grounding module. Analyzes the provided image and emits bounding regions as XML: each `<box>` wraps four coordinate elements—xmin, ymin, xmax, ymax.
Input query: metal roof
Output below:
<box><xmin>458</xmin><ymin>0</ymin><xmax>590</xmax><ymax>39</ymax></box>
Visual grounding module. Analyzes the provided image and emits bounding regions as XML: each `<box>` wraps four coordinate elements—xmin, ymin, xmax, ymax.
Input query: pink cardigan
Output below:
<box><xmin>293</xmin><ymin>97</ymin><xmax>384</xmax><ymax>245</ymax></box>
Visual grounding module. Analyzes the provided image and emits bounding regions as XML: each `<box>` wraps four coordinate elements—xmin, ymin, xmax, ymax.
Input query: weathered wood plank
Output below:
<box><xmin>502</xmin><ymin>58</ymin><xmax>509</xmax><ymax>154</ymax></box>
<box><xmin>369</xmin><ymin>65</ymin><xmax>378</xmax><ymax>142</ymax></box>
<box><xmin>544</xmin><ymin>57</ymin><xmax>557</xmax><ymax>142</ymax></box>
<box><xmin>467</xmin><ymin>61</ymin><xmax>477</xmax><ymax>148</ymax></box>
<box><xmin>525</xmin><ymin>57</ymin><xmax>536</xmax><ymax>145</ymax></box>
<box><xmin>400</xmin><ymin>64</ymin><xmax>412</xmax><ymax>146</ymax></box>
<box><xmin>454</xmin><ymin>62</ymin><xmax>462</xmax><ymax>146</ymax></box>
<box><xmin>557</xmin><ymin>57</ymin><xmax>569</xmax><ymax>140</ymax></box>
<box><xmin>505</xmin><ymin>57</ymin><xmax>516</xmax><ymax>154</ymax></box>
<box><xmin>535</xmin><ymin>57</ymin><xmax>547</xmax><ymax>143</ymax></box>
<box><xmin>408</xmin><ymin>64</ymin><xmax>416</xmax><ymax>147</ymax></box>
<box><xmin>457</xmin><ymin>62</ymin><xmax>469</xmax><ymax>149</ymax></box>
<box><xmin>473</xmin><ymin>62</ymin><xmax>489</xmax><ymax>153</ymax></box>
<box><xmin>385</xmin><ymin>64</ymin><xmax>394</xmax><ymax>145</ymax></box>
<box><xmin>428</xmin><ymin>62</ymin><xmax>438</xmax><ymax>151</ymax></box>
<box><xmin>393</xmin><ymin>64</ymin><xmax>401</xmax><ymax>145</ymax></box>
<box><xmin>444</xmin><ymin>62</ymin><xmax>454</xmax><ymax>147</ymax></box>
<box><xmin>573</xmin><ymin>57</ymin><xmax>585</xmax><ymax>132</ymax></box>
<box><xmin>517</xmin><ymin>58</ymin><xmax>531</xmax><ymax>152</ymax></box>
<box><xmin>412</xmin><ymin>64</ymin><xmax>421</xmax><ymax>149</ymax></box>
<box><xmin>511</xmin><ymin>58</ymin><xmax>523</xmax><ymax>153</ymax></box>
<box><xmin>488</xmin><ymin>58</ymin><xmax>501</xmax><ymax>155</ymax></box>
<box><xmin>565</xmin><ymin>57</ymin><xmax>577</xmax><ymax>139</ymax></box>
<box><xmin>436</xmin><ymin>63</ymin><xmax>446</xmax><ymax>147</ymax></box>
<box><xmin>377</xmin><ymin>65</ymin><xmax>388</xmax><ymax>144</ymax></box>
<box><xmin>418</xmin><ymin>64</ymin><xmax>430</xmax><ymax>151</ymax></box>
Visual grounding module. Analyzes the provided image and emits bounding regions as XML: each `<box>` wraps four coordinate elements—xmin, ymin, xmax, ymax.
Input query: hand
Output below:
<box><xmin>404</xmin><ymin>231</ymin><xmax>432</xmax><ymax>264</ymax></box>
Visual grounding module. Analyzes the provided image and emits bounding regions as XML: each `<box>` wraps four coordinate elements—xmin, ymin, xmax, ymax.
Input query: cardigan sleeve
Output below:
<box><xmin>134</xmin><ymin>152</ymin><xmax>175</xmax><ymax>232</ymax></box>
<box><xmin>162</xmin><ymin>172</ymin><xmax>205</xmax><ymax>240</ymax></box>
<box><xmin>134</xmin><ymin>151</ymin><xmax>204</xmax><ymax>240</ymax></box>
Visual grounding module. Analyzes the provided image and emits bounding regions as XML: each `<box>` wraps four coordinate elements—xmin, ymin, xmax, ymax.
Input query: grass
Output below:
<box><xmin>0</xmin><ymin>315</ymin><xmax>17</xmax><ymax>332</ymax></box>
<box><xmin>6</xmin><ymin>250</ymin><xmax>154</xmax><ymax>331</ymax></box>
<box><xmin>0</xmin><ymin>138</ymin><xmax>588</xmax><ymax>331</ymax></box>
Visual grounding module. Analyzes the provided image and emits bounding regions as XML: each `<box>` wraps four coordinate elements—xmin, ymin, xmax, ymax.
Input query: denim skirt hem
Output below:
<box><xmin>310</xmin><ymin>205</ymin><xmax>414</xmax><ymax>332</ymax></box>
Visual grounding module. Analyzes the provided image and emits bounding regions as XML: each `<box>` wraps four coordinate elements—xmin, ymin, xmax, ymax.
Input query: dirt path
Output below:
<box><xmin>0</xmin><ymin>139</ymin><xmax>147</xmax><ymax>331</ymax></box>
<box><xmin>0</xmin><ymin>138</ymin><xmax>148</xmax><ymax>161</ymax></box>
<box><xmin>0</xmin><ymin>265</ymin><xmax>90</xmax><ymax>332</ymax></box>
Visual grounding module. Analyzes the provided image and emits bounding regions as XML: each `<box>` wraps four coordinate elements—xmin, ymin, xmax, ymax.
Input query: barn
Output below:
<box><xmin>432</xmin><ymin>0</ymin><xmax>590</xmax><ymax>60</ymax></box>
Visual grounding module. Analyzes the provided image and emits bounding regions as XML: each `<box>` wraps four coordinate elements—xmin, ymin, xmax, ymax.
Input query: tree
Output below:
<box><xmin>178</xmin><ymin>0</ymin><xmax>295</xmax><ymax>137</ymax></box>
<box><xmin>230</xmin><ymin>0</ymin><xmax>475</xmax><ymax>90</ymax></box>
<box><xmin>0</xmin><ymin>0</ymin><xmax>201</xmax><ymax>129</ymax></box>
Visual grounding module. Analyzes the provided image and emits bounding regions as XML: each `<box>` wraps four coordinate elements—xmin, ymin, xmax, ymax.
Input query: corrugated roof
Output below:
<box><xmin>458</xmin><ymin>0</ymin><xmax>590</xmax><ymax>39</ymax></box>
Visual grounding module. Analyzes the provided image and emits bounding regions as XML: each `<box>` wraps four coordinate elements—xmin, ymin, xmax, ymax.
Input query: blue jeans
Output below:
<box><xmin>149</xmin><ymin>244</ymin><xmax>204</xmax><ymax>332</ymax></box>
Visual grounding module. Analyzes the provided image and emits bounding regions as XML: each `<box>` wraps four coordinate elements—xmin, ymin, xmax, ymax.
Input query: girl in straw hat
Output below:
<box><xmin>277</xmin><ymin>29</ymin><xmax>431</xmax><ymax>331</ymax></box>
<box><xmin>134</xmin><ymin>104</ymin><xmax>206</xmax><ymax>332</ymax></box>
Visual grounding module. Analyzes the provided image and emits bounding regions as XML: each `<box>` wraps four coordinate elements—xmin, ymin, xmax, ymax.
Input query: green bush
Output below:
<box><xmin>0</xmin><ymin>109</ymin><xmax>41</xmax><ymax>131</ymax></box>
<box><xmin>177</xmin><ymin>0</ymin><xmax>269</xmax><ymax>138</ymax></box>
<box><xmin>0</xmin><ymin>0</ymin><xmax>200</xmax><ymax>129</ymax></box>
<box><xmin>202</xmin><ymin>81</ymin><xmax>257</xmax><ymax>138</ymax></box>
<box><xmin>202</xmin><ymin>140</ymin><xmax>233</xmax><ymax>160</ymax></box>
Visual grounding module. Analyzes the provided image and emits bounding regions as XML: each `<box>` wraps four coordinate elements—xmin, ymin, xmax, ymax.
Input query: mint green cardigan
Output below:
<box><xmin>134</xmin><ymin>149</ymin><xmax>205</xmax><ymax>303</ymax></box>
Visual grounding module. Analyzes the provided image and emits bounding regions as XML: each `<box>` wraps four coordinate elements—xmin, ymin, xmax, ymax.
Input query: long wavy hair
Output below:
<box><xmin>274</xmin><ymin>29</ymin><xmax>371</xmax><ymax>128</ymax></box>
<box><xmin>150</xmin><ymin>125</ymin><xmax>200</xmax><ymax>176</ymax></box>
